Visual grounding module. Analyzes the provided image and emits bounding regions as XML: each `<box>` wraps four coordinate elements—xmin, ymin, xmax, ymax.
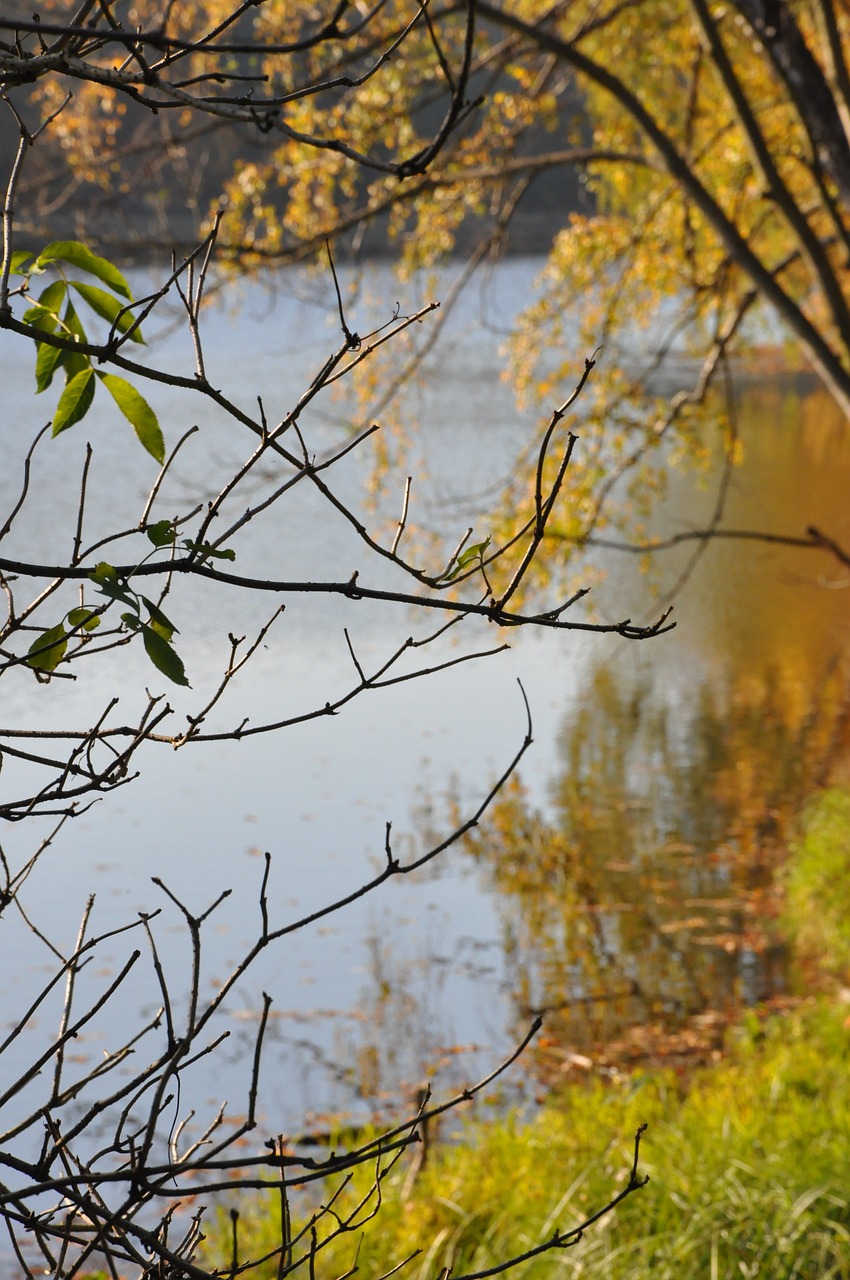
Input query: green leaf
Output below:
<box><xmin>22</xmin><ymin>305</ymin><xmax>60</xmax><ymax>335</ymax></box>
<box><xmin>121</xmin><ymin>612</ymin><xmax>142</xmax><ymax>630</ymax></box>
<box><xmin>444</xmin><ymin>536</ymin><xmax>491</xmax><ymax>581</ymax></box>
<box><xmin>67</xmin><ymin>607</ymin><xmax>100</xmax><ymax>632</ymax></box>
<box><xmin>141</xmin><ymin>623</ymin><xmax>190</xmax><ymax>686</ymax></box>
<box><xmin>35</xmin><ymin>339</ymin><xmax>64</xmax><ymax>393</ymax></box>
<box><xmin>182</xmin><ymin>539</ymin><xmax>236</xmax><ymax>562</ymax></box>
<box><xmin>70</xmin><ymin>281</ymin><xmax>144</xmax><ymax>343</ymax></box>
<box><xmin>147</xmin><ymin>619</ymin><xmax>173</xmax><ymax>641</ymax></box>
<box><xmin>90</xmin><ymin>562</ymin><xmax>138</xmax><ymax>609</ymax></box>
<box><xmin>146</xmin><ymin>519</ymin><xmax>176</xmax><ymax>547</ymax></box>
<box><xmin>23</xmin><ymin>281</ymin><xmax>67</xmax><ymax>334</ymax></box>
<box><xmin>38</xmin><ymin>279</ymin><xmax>68</xmax><ymax>312</ymax></box>
<box><xmin>98</xmin><ymin>373</ymin><xmax>164</xmax><ymax>463</ymax></box>
<box><xmin>141</xmin><ymin>596</ymin><xmax>177</xmax><ymax>641</ymax></box>
<box><xmin>27</xmin><ymin>622</ymin><xmax>67</xmax><ymax>673</ymax></box>
<box><xmin>457</xmin><ymin>537</ymin><xmax>491</xmax><ymax>566</ymax></box>
<box><xmin>52</xmin><ymin>368</ymin><xmax>95</xmax><ymax>435</ymax></box>
<box><xmin>11</xmin><ymin>250</ymin><xmax>34</xmax><ymax>275</ymax></box>
<box><xmin>56</xmin><ymin>300</ymin><xmax>90</xmax><ymax>381</ymax></box>
<box><xmin>36</xmin><ymin>241</ymin><xmax>132</xmax><ymax>300</ymax></box>
<box><xmin>37</xmin><ymin>277</ymin><xmax>67</xmax><ymax>309</ymax></box>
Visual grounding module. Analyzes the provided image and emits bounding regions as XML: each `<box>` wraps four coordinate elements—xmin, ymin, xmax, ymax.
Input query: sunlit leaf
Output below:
<box><xmin>457</xmin><ymin>537</ymin><xmax>491</xmax><ymax>566</ymax></box>
<box><xmin>39</xmin><ymin>279</ymin><xmax>67</xmax><ymax>305</ymax></box>
<box><xmin>22</xmin><ymin>305</ymin><xmax>60</xmax><ymax>335</ymax></box>
<box><xmin>11</xmin><ymin>250</ymin><xmax>34</xmax><ymax>275</ymax></box>
<box><xmin>35</xmin><ymin>340</ymin><xmax>64</xmax><ymax>393</ymax></box>
<box><xmin>141</xmin><ymin>596</ymin><xmax>177</xmax><ymax>641</ymax></box>
<box><xmin>70</xmin><ymin>281</ymin><xmax>144</xmax><ymax>343</ymax></box>
<box><xmin>27</xmin><ymin>622</ymin><xmax>67</xmax><ymax>673</ymax></box>
<box><xmin>67</xmin><ymin>607</ymin><xmax>101</xmax><ymax>632</ymax></box>
<box><xmin>57</xmin><ymin>301</ymin><xmax>90</xmax><ymax>382</ymax></box>
<box><xmin>23</xmin><ymin>281</ymin><xmax>67</xmax><ymax>335</ymax></box>
<box><xmin>37</xmin><ymin>279</ymin><xmax>68</xmax><ymax>311</ymax></box>
<box><xmin>444</xmin><ymin>537</ymin><xmax>491</xmax><ymax>580</ymax></box>
<box><xmin>141</xmin><ymin>624</ymin><xmax>190</xmax><ymax>686</ymax></box>
<box><xmin>98</xmin><ymin>373</ymin><xmax>164</xmax><ymax>462</ymax></box>
<box><xmin>36</xmin><ymin>241</ymin><xmax>133</xmax><ymax>300</ymax></box>
<box><xmin>52</xmin><ymin>368</ymin><xmax>95</xmax><ymax>435</ymax></box>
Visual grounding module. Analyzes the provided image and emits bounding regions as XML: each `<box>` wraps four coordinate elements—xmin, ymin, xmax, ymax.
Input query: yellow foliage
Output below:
<box><xmin>22</xmin><ymin>0</ymin><xmax>850</xmax><ymax>598</ymax></box>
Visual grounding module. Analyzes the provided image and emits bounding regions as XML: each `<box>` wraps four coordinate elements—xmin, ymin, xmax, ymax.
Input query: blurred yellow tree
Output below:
<box><xmin>16</xmin><ymin>0</ymin><xmax>850</xmax><ymax>580</ymax></box>
<box><xmin>214</xmin><ymin>0</ymin><xmax>850</xmax><ymax>571</ymax></box>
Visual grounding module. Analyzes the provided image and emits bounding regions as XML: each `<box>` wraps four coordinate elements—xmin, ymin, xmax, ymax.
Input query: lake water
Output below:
<box><xmin>2</xmin><ymin>259</ymin><xmax>849</xmax><ymax>1138</ymax></box>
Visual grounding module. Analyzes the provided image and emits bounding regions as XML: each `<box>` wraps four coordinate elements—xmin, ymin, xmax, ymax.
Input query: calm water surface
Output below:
<box><xmin>1</xmin><ymin>261</ymin><xmax>849</xmax><ymax>1130</ymax></box>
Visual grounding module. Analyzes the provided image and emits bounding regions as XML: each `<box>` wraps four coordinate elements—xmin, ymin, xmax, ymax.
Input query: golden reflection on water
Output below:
<box><xmin>317</xmin><ymin>384</ymin><xmax>850</xmax><ymax>1105</ymax></box>
<box><xmin>465</xmin><ymin>383</ymin><xmax>850</xmax><ymax>1080</ymax></box>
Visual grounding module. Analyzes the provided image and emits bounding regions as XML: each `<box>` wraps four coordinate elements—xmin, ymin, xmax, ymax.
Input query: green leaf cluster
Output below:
<box><xmin>27</xmin><ymin>562</ymin><xmax>190</xmax><ymax>687</ymax></box>
<box><xmin>18</xmin><ymin>241</ymin><xmax>164</xmax><ymax>462</ymax></box>
<box><xmin>26</xmin><ymin>524</ymin><xmax>239</xmax><ymax>684</ymax></box>
<box><xmin>91</xmin><ymin>561</ymin><xmax>189</xmax><ymax>686</ymax></box>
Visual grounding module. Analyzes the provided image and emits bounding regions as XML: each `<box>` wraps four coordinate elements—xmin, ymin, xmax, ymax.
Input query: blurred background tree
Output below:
<box><xmin>11</xmin><ymin>1</ymin><xmax>850</xmax><ymax>580</ymax></box>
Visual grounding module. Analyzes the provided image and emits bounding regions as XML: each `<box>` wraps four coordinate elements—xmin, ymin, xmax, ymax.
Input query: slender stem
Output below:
<box><xmin>0</xmin><ymin>131</ymin><xmax>27</xmax><ymax>318</ymax></box>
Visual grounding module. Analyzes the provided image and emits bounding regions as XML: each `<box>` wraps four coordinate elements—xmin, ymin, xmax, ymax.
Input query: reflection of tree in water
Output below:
<box><xmin>463</xmin><ymin>656</ymin><xmax>850</xmax><ymax>1077</ymax></box>
<box><xmin>288</xmin><ymin>929</ymin><xmax>504</xmax><ymax>1125</ymax></box>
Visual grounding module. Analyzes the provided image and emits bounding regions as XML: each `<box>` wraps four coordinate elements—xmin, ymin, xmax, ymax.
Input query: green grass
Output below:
<box><xmin>785</xmin><ymin>787</ymin><xmax>850</xmax><ymax>983</ymax></box>
<box><xmin>202</xmin><ymin>1001</ymin><xmax>850</xmax><ymax>1279</ymax></box>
